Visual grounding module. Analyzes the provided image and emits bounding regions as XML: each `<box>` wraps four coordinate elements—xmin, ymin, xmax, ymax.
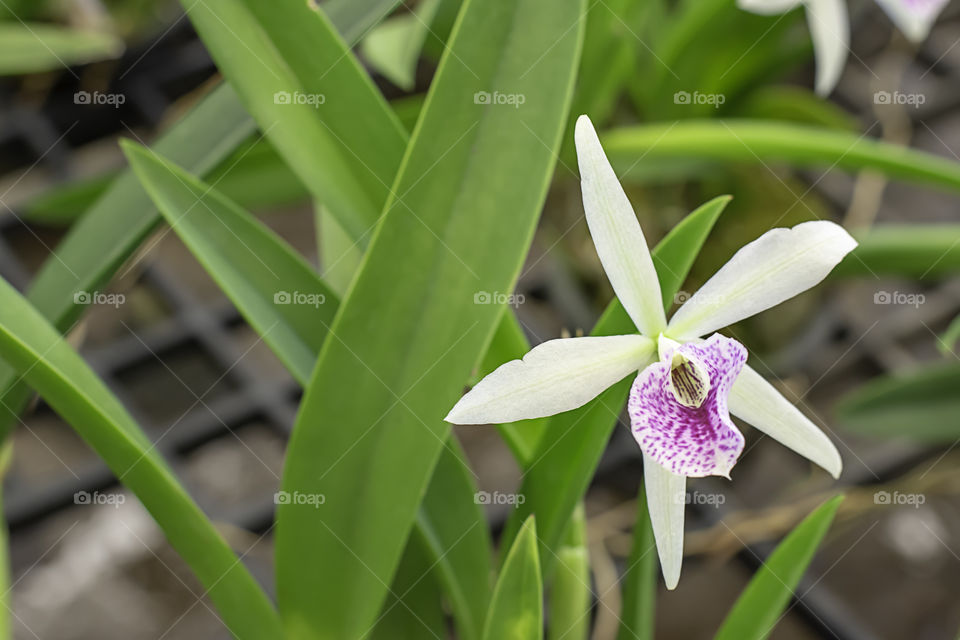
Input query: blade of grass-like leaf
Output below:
<box><xmin>549</xmin><ymin>505</ymin><xmax>590</xmax><ymax>640</ymax></box>
<box><xmin>832</xmin><ymin>225</ymin><xmax>960</xmax><ymax>279</ymax></box>
<box><xmin>714</xmin><ymin>496</ymin><xmax>843</xmax><ymax>640</ymax></box>
<box><xmin>836</xmin><ymin>362</ymin><xmax>960</xmax><ymax>443</ymax></box>
<box><xmin>370</xmin><ymin>536</ymin><xmax>447</xmax><ymax>640</ymax></box>
<box><xmin>0</xmin><ymin>83</ymin><xmax>255</xmax><ymax>441</ymax></box>
<box><xmin>602</xmin><ymin>121</ymin><xmax>960</xmax><ymax>193</ymax></box>
<box><xmin>0</xmin><ymin>442</ymin><xmax>10</xmax><ymax>640</ymax></box>
<box><xmin>124</xmin><ymin>143</ymin><xmax>492</xmax><ymax>640</ymax></box>
<box><xmin>182</xmin><ymin>0</ymin><xmax>406</xmax><ymax>244</ymax></box>
<box><xmin>0</xmin><ymin>278</ymin><xmax>282</xmax><ymax>640</ymax></box>
<box><xmin>0</xmin><ymin>24</ymin><xmax>123</xmax><ymax>75</ymax></box>
<box><xmin>122</xmin><ymin>141</ymin><xmax>335</xmax><ymax>384</ymax></box>
<box><xmin>322</xmin><ymin>0</ymin><xmax>405</xmax><ymax>44</ymax></box>
<box><xmin>501</xmin><ymin>195</ymin><xmax>731</xmax><ymax>571</ymax></box>
<box><xmin>275</xmin><ymin>0</ymin><xmax>585</xmax><ymax>636</ymax></box>
<box><xmin>361</xmin><ymin>0</ymin><xmax>442</xmax><ymax>90</ymax></box>
<box><xmin>617</xmin><ymin>483</ymin><xmax>656</xmax><ymax>640</ymax></box>
<box><xmin>483</xmin><ymin>517</ymin><xmax>543</xmax><ymax>640</ymax></box>
<box><xmin>940</xmin><ymin>314</ymin><xmax>960</xmax><ymax>356</ymax></box>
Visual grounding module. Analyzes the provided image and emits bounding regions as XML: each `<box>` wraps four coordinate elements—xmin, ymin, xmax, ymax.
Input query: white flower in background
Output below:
<box><xmin>738</xmin><ymin>0</ymin><xmax>950</xmax><ymax>95</ymax></box>
<box><xmin>446</xmin><ymin>115</ymin><xmax>858</xmax><ymax>589</ymax></box>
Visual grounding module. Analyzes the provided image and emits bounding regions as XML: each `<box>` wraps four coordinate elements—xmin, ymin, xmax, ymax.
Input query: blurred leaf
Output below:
<box><xmin>940</xmin><ymin>315</ymin><xmax>960</xmax><ymax>356</ymax></box>
<box><xmin>0</xmin><ymin>83</ymin><xmax>256</xmax><ymax>440</ymax></box>
<box><xmin>735</xmin><ymin>86</ymin><xmax>858</xmax><ymax>130</ymax></box>
<box><xmin>617</xmin><ymin>483</ymin><xmax>656</xmax><ymax>640</ymax></box>
<box><xmin>0</xmin><ymin>277</ymin><xmax>282</xmax><ymax>640</ymax></box>
<box><xmin>0</xmin><ymin>441</ymin><xmax>10</xmax><ymax>640</ymax></box>
<box><xmin>714</xmin><ymin>496</ymin><xmax>843</xmax><ymax>640</ymax></box>
<box><xmin>322</xmin><ymin>0</ymin><xmax>405</xmax><ymax>44</ymax></box>
<box><xmin>501</xmin><ymin>195</ymin><xmax>731</xmax><ymax>571</ymax></box>
<box><xmin>603</xmin><ymin>121</ymin><xmax>960</xmax><ymax>194</ymax></box>
<box><xmin>483</xmin><ymin>517</ymin><xmax>543</xmax><ymax>640</ymax></box>
<box><xmin>370</xmin><ymin>536</ymin><xmax>447</xmax><ymax>640</ymax></box>
<box><xmin>275</xmin><ymin>0</ymin><xmax>585</xmax><ymax>637</ymax></box>
<box><xmin>0</xmin><ymin>24</ymin><xmax>123</xmax><ymax>75</ymax></box>
<box><xmin>22</xmin><ymin>174</ymin><xmax>116</xmax><ymax>224</ymax></box>
<box><xmin>362</xmin><ymin>0</ymin><xmax>442</xmax><ymax>90</ymax></box>
<box><xmin>183</xmin><ymin>0</ymin><xmax>407</xmax><ymax>244</ymax></box>
<box><xmin>549</xmin><ymin>505</ymin><xmax>590</xmax><ymax>640</ymax></box>
<box><xmin>833</xmin><ymin>225</ymin><xmax>960</xmax><ymax>279</ymax></box>
<box><xmin>391</xmin><ymin>93</ymin><xmax>427</xmax><ymax>132</ymax></box>
<box><xmin>122</xmin><ymin>142</ymin><xmax>335</xmax><ymax>384</ymax></box>
<box><xmin>837</xmin><ymin>362</ymin><xmax>960</xmax><ymax>442</ymax></box>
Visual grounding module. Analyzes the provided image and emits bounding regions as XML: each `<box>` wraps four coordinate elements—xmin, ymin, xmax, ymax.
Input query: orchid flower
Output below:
<box><xmin>738</xmin><ymin>0</ymin><xmax>949</xmax><ymax>95</ymax></box>
<box><xmin>446</xmin><ymin>115</ymin><xmax>858</xmax><ymax>588</ymax></box>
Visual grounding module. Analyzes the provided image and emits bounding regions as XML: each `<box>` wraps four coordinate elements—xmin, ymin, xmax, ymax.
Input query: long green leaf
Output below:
<box><xmin>322</xmin><ymin>0</ymin><xmax>405</xmax><ymax>44</ymax></box>
<box><xmin>714</xmin><ymin>496</ymin><xmax>843</xmax><ymax>640</ymax></box>
<box><xmin>124</xmin><ymin>143</ymin><xmax>491</xmax><ymax>640</ymax></box>
<box><xmin>617</xmin><ymin>483</ymin><xmax>656</xmax><ymax>640</ymax></box>
<box><xmin>549</xmin><ymin>505</ymin><xmax>590</xmax><ymax>640</ymax></box>
<box><xmin>275</xmin><ymin>0</ymin><xmax>585</xmax><ymax>636</ymax></box>
<box><xmin>502</xmin><ymin>195</ymin><xmax>731</xmax><ymax>570</ymax></box>
<box><xmin>182</xmin><ymin>0</ymin><xmax>406</xmax><ymax>244</ymax></box>
<box><xmin>0</xmin><ymin>278</ymin><xmax>281</xmax><ymax>640</ymax></box>
<box><xmin>602</xmin><ymin>121</ymin><xmax>960</xmax><ymax>193</ymax></box>
<box><xmin>482</xmin><ymin>517</ymin><xmax>543</xmax><ymax>640</ymax></box>
<box><xmin>369</xmin><ymin>536</ymin><xmax>447</xmax><ymax>640</ymax></box>
<box><xmin>0</xmin><ymin>24</ymin><xmax>122</xmax><ymax>75</ymax></box>
<box><xmin>833</xmin><ymin>225</ymin><xmax>960</xmax><ymax>279</ymax></box>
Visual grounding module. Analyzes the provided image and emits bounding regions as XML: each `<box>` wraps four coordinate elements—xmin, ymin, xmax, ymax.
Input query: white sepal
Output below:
<box><xmin>644</xmin><ymin>453</ymin><xmax>686</xmax><ymax>590</ymax></box>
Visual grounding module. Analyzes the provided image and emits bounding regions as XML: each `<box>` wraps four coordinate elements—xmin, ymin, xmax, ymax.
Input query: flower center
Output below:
<box><xmin>667</xmin><ymin>351</ymin><xmax>710</xmax><ymax>408</ymax></box>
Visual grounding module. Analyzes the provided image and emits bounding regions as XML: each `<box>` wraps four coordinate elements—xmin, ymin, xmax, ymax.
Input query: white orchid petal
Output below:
<box><xmin>445</xmin><ymin>335</ymin><xmax>654</xmax><ymax>425</ymax></box>
<box><xmin>644</xmin><ymin>453</ymin><xmax>685</xmax><ymax>590</ymax></box>
<box><xmin>874</xmin><ymin>0</ymin><xmax>948</xmax><ymax>43</ymax></box>
<box><xmin>737</xmin><ymin>0</ymin><xmax>804</xmax><ymax>16</ymax></box>
<box><xmin>666</xmin><ymin>221</ymin><xmax>857</xmax><ymax>340</ymax></box>
<box><xmin>729</xmin><ymin>364</ymin><xmax>842</xmax><ymax>478</ymax></box>
<box><xmin>805</xmin><ymin>0</ymin><xmax>850</xmax><ymax>96</ymax></box>
<box><xmin>575</xmin><ymin>115</ymin><xmax>666</xmax><ymax>337</ymax></box>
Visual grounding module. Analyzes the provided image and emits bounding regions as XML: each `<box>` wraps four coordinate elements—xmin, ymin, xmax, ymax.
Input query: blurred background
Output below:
<box><xmin>1</xmin><ymin>0</ymin><xmax>960</xmax><ymax>638</ymax></box>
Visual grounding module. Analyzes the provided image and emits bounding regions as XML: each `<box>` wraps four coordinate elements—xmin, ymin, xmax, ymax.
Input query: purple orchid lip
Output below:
<box><xmin>628</xmin><ymin>334</ymin><xmax>748</xmax><ymax>478</ymax></box>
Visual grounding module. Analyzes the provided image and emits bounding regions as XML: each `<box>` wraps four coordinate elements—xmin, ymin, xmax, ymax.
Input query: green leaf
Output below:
<box><xmin>617</xmin><ymin>483</ymin><xmax>656</xmax><ymax>640</ymax></box>
<box><xmin>836</xmin><ymin>362</ymin><xmax>960</xmax><ymax>443</ymax></box>
<box><xmin>501</xmin><ymin>195</ymin><xmax>731</xmax><ymax>568</ymax></box>
<box><xmin>369</xmin><ymin>536</ymin><xmax>447</xmax><ymax>640</ymax></box>
<box><xmin>714</xmin><ymin>496</ymin><xmax>844</xmax><ymax>640</ymax></box>
<box><xmin>122</xmin><ymin>141</ymin><xmax>335</xmax><ymax>385</ymax></box>
<box><xmin>362</xmin><ymin>0</ymin><xmax>443</xmax><ymax>90</ymax></box>
<box><xmin>182</xmin><ymin>0</ymin><xmax>407</xmax><ymax>244</ymax></box>
<box><xmin>940</xmin><ymin>315</ymin><xmax>960</xmax><ymax>356</ymax></box>
<box><xmin>0</xmin><ymin>83</ymin><xmax>256</xmax><ymax>440</ymax></box>
<box><xmin>602</xmin><ymin>121</ymin><xmax>960</xmax><ymax>194</ymax></box>
<box><xmin>735</xmin><ymin>86</ymin><xmax>858</xmax><ymax>131</ymax></box>
<box><xmin>0</xmin><ymin>442</ymin><xmax>11</xmax><ymax>640</ymax></box>
<box><xmin>0</xmin><ymin>277</ymin><xmax>282</xmax><ymax>640</ymax></box>
<box><xmin>0</xmin><ymin>24</ymin><xmax>122</xmax><ymax>75</ymax></box>
<box><xmin>275</xmin><ymin>0</ymin><xmax>585</xmax><ymax>636</ymax></box>
<box><xmin>322</xmin><ymin>0</ymin><xmax>405</xmax><ymax>44</ymax></box>
<box><xmin>483</xmin><ymin>517</ymin><xmax>543</xmax><ymax>640</ymax></box>
<box><xmin>832</xmin><ymin>225</ymin><xmax>960</xmax><ymax>279</ymax></box>
<box><xmin>549</xmin><ymin>505</ymin><xmax>590</xmax><ymax>640</ymax></box>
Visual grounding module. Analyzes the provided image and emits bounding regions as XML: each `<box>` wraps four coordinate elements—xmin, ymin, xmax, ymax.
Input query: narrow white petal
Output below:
<box><xmin>805</xmin><ymin>0</ymin><xmax>850</xmax><ymax>96</ymax></box>
<box><xmin>728</xmin><ymin>364</ymin><xmax>842</xmax><ymax>478</ymax></box>
<box><xmin>737</xmin><ymin>0</ymin><xmax>804</xmax><ymax>16</ymax></box>
<box><xmin>644</xmin><ymin>453</ymin><xmax>685</xmax><ymax>590</ymax></box>
<box><xmin>575</xmin><ymin>115</ymin><xmax>666</xmax><ymax>337</ymax></box>
<box><xmin>446</xmin><ymin>335</ymin><xmax>654</xmax><ymax>425</ymax></box>
<box><xmin>874</xmin><ymin>0</ymin><xmax>948</xmax><ymax>43</ymax></box>
<box><xmin>666</xmin><ymin>221</ymin><xmax>857</xmax><ymax>340</ymax></box>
